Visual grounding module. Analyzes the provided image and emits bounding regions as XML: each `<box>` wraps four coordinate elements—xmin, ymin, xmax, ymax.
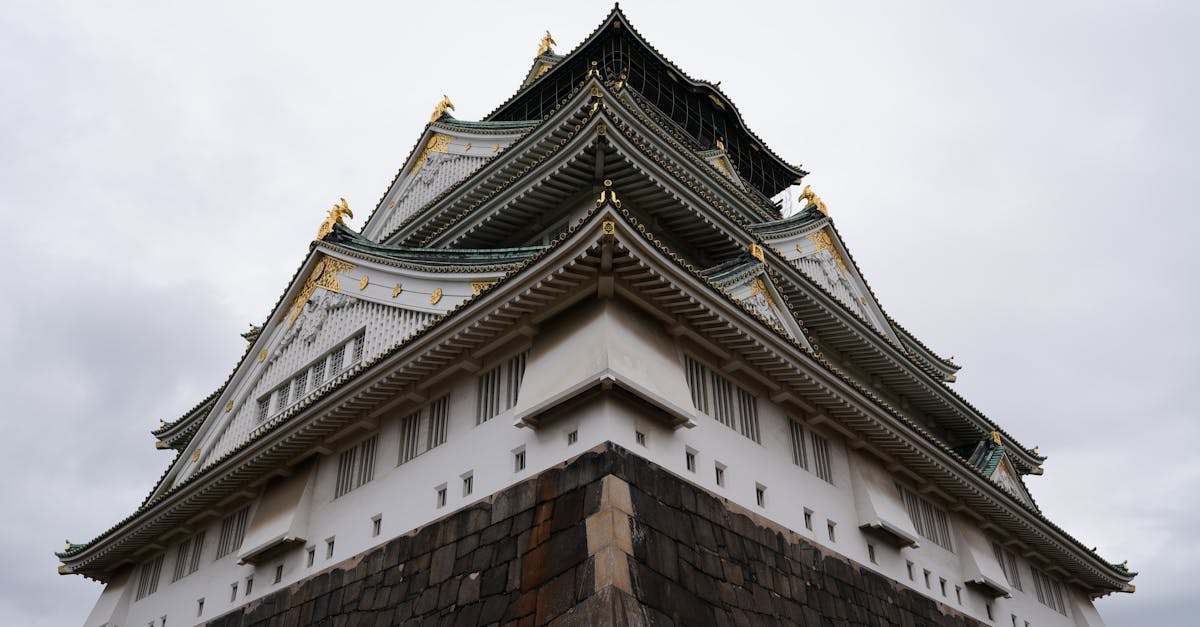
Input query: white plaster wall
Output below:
<box><xmin>102</xmin><ymin>334</ymin><xmax>1102</xmax><ymax>627</ymax></box>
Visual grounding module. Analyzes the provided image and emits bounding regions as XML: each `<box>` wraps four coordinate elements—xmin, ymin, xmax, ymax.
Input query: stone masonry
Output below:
<box><xmin>207</xmin><ymin>443</ymin><xmax>984</xmax><ymax>626</ymax></box>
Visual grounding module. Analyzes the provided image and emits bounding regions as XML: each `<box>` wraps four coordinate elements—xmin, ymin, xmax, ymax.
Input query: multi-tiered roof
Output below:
<box><xmin>58</xmin><ymin>5</ymin><xmax>1133</xmax><ymax>598</ymax></box>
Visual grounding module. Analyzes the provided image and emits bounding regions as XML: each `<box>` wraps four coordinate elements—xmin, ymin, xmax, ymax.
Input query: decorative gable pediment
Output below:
<box><xmin>707</xmin><ymin>261</ymin><xmax>814</xmax><ymax>352</ymax></box>
<box><xmin>756</xmin><ymin>215</ymin><xmax>893</xmax><ymax>335</ymax></box>
<box><xmin>362</xmin><ymin>122</ymin><xmax>535</xmax><ymax>242</ymax></box>
<box><xmin>991</xmin><ymin>455</ymin><xmax>1035</xmax><ymax>507</ymax></box>
<box><xmin>158</xmin><ymin>238</ymin><xmax>537</xmax><ymax>495</ymax></box>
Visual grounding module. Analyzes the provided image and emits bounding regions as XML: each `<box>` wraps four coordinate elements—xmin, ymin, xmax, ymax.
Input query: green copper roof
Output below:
<box><xmin>323</xmin><ymin>223</ymin><xmax>547</xmax><ymax>267</ymax></box>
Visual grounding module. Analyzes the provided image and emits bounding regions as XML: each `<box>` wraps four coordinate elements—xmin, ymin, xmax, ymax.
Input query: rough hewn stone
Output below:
<box><xmin>208</xmin><ymin>444</ymin><xmax>983</xmax><ymax>626</ymax></box>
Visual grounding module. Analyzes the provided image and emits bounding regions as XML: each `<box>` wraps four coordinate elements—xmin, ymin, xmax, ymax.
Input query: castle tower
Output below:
<box><xmin>59</xmin><ymin>8</ymin><xmax>1133</xmax><ymax>626</ymax></box>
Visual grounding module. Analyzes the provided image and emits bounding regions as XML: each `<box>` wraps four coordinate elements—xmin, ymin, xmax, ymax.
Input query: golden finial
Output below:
<box><xmin>799</xmin><ymin>185</ymin><xmax>828</xmax><ymax>216</ymax></box>
<box><xmin>430</xmin><ymin>95</ymin><xmax>455</xmax><ymax>123</ymax></box>
<box><xmin>1121</xmin><ymin>560</ymin><xmax>1129</xmax><ymax>570</ymax></box>
<box><xmin>990</xmin><ymin>431</ymin><xmax>1002</xmax><ymax>446</ymax></box>
<box><xmin>64</xmin><ymin>540</ymin><xmax>71</xmax><ymax>552</ymax></box>
<box><xmin>1032</xmin><ymin>447</ymin><xmax>1041</xmax><ymax>456</ymax></box>
<box><xmin>317</xmin><ymin>198</ymin><xmax>354</xmax><ymax>240</ymax></box>
<box><xmin>537</xmin><ymin>31</ymin><xmax>556</xmax><ymax>56</ymax></box>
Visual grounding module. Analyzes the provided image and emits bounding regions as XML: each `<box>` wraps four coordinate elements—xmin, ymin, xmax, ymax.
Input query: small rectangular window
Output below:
<box><xmin>906</xmin><ymin>560</ymin><xmax>914</xmax><ymax>581</ymax></box>
<box><xmin>196</xmin><ymin>598</ymin><xmax>204</xmax><ymax>617</ymax></box>
<box><xmin>715</xmin><ymin>463</ymin><xmax>726</xmax><ymax>487</ymax></box>
<box><xmin>940</xmin><ymin>577</ymin><xmax>947</xmax><ymax>597</ymax></box>
<box><xmin>1011</xmin><ymin>614</ymin><xmax>1018</xmax><ymax>627</ymax></box>
<box><xmin>986</xmin><ymin>603</ymin><xmax>993</xmax><ymax>620</ymax></box>
<box><xmin>827</xmin><ymin>520</ymin><xmax>837</xmax><ymax>543</ymax></box>
<box><xmin>685</xmin><ymin>448</ymin><xmax>696</xmax><ymax>473</ymax></box>
<box><xmin>635</xmin><ymin>431</ymin><xmax>646</xmax><ymax>446</ymax></box>
<box><xmin>462</xmin><ymin>472</ymin><xmax>474</xmax><ymax>497</ymax></box>
<box><xmin>803</xmin><ymin>508</ymin><xmax>813</xmax><ymax>531</ymax></box>
<box><xmin>755</xmin><ymin>483</ymin><xmax>766</xmax><ymax>507</ymax></box>
<box><xmin>513</xmin><ymin>447</ymin><xmax>526</xmax><ymax>472</ymax></box>
<box><xmin>306</xmin><ymin>547</ymin><xmax>315</xmax><ymax>568</ymax></box>
<box><xmin>955</xmin><ymin>585</ymin><xmax>962</xmax><ymax>604</ymax></box>
<box><xmin>371</xmin><ymin>515</ymin><xmax>382</xmax><ymax>537</ymax></box>
<box><xmin>867</xmin><ymin>544</ymin><xmax>876</xmax><ymax>564</ymax></box>
<box><xmin>229</xmin><ymin>582</ymin><xmax>238</xmax><ymax>603</ymax></box>
<box><xmin>436</xmin><ymin>485</ymin><xmax>447</xmax><ymax>508</ymax></box>
<box><xmin>273</xmin><ymin>564</ymin><xmax>283</xmax><ymax>584</ymax></box>
<box><xmin>923</xmin><ymin>569</ymin><xmax>931</xmax><ymax>589</ymax></box>
<box><xmin>325</xmin><ymin>537</ymin><xmax>335</xmax><ymax>559</ymax></box>
<box><xmin>244</xmin><ymin>576</ymin><xmax>253</xmax><ymax>596</ymax></box>
<box><xmin>567</xmin><ymin>430</ymin><xmax>578</xmax><ymax>445</ymax></box>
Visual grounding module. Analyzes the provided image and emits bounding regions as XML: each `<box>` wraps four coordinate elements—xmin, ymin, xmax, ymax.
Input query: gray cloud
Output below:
<box><xmin>2</xmin><ymin>1</ymin><xmax>1194</xmax><ymax>624</ymax></box>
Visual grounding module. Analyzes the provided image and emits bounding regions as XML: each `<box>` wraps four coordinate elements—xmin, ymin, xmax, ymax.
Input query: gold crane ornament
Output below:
<box><xmin>799</xmin><ymin>185</ymin><xmax>828</xmax><ymax>216</ymax></box>
<box><xmin>536</xmin><ymin>31</ymin><xmax>556</xmax><ymax>56</ymax></box>
<box><xmin>317</xmin><ymin>198</ymin><xmax>354</xmax><ymax>240</ymax></box>
<box><xmin>430</xmin><ymin>95</ymin><xmax>455</xmax><ymax>123</ymax></box>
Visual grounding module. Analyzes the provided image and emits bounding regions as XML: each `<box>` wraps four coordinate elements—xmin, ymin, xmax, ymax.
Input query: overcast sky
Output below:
<box><xmin>2</xmin><ymin>1</ymin><xmax>1196</xmax><ymax>625</ymax></box>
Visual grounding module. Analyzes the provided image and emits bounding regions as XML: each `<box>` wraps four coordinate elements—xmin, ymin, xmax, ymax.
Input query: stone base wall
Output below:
<box><xmin>208</xmin><ymin>443</ymin><xmax>983</xmax><ymax>626</ymax></box>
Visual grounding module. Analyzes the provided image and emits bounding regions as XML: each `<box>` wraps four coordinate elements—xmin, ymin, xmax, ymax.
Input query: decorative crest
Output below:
<box><xmin>317</xmin><ymin>198</ymin><xmax>354</xmax><ymax>240</ymax></box>
<box><xmin>430</xmin><ymin>95</ymin><xmax>455</xmax><ymax>123</ymax></box>
<box><xmin>990</xmin><ymin>431</ymin><xmax>1002</xmax><ymax>446</ymax></box>
<box><xmin>750</xmin><ymin>243</ymin><xmax>765</xmax><ymax>262</ymax></box>
<box><xmin>716</xmin><ymin>136</ymin><xmax>726</xmax><ymax>151</ymax></box>
<box><xmin>536</xmin><ymin>31</ymin><xmax>556</xmax><ymax>56</ymax></box>
<box><xmin>596</xmin><ymin>179</ymin><xmax>622</xmax><ymax>208</ymax></box>
<box><xmin>799</xmin><ymin>185</ymin><xmax>828</xmax><ymax>216</ymax></box>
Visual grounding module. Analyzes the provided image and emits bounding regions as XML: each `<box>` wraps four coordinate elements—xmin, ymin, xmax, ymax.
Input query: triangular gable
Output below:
<box><xmin>706</xmin><ymin>260</ymin><xmax>815</xmax><ymax>352</ymax></box>
<box><xmin>361</xmin><ymin>121</ymin><xmax>535</xmax><ymax>242</ymax></box>
<box><xmin>990</xmin><ymin>455</ymin><xmax>1035</xmax><ymax>508</ymax></box>
<box><xmin>154</xmin><ymin>239</ymin><xmax>537</xmax><ymax>498</ymax></box>
<box><xmin>756</xmin><ymin>211</ymin><xmax>895</xmax><ymax>337</ymax></box>
<box><xmin>698</xmin><ymin>147</ymin><xmax>748</xmax><ymax>191</ymax></box>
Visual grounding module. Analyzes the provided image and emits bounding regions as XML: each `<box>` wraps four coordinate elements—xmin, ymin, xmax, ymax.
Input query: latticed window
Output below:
<box><xmin>682</xmin><ymin>354</ymin><xmax>759</xmax><ymax>442</ymax></box>
<box><xmin>335</xmin><ymin>434</ymin><xmax>378</xmax><ymax>498</ymax></box>
<box><xmin>260</xmin><ymin>332</ymin><xmax>363</xmax><ymax>422</ymax></box>
<box><xmin>135</xmin><ymin>554</ymin><xmax>163</xmax><ymax>601</ymax></box>
<box><xmin>1032</xmin><ymin>567</ymin><xmax>1068</xmax><ymax>615</ymax></box>
<box><xmin>171</xmin><ymin>530</ymin><xmax>206</xmax><ymax>583</ymax></box>
<box><xmin>398</xmin><ymin>410</ymin><xmax>422</xmax><ymax>465</ymax></box>
<box><xmin>215</xmin><ymin>506</ymin><xmax>250</xmax><ymax>560</ymax></box>
<box><xmin>427</xmin><ymin>396</ymin><xmax>449</xmax><ymax>449</ymax></box>
<box><xmin>897</xmin><ymin>483</ymin><xmax>953</xmax><ymax>551</ymax></box>
<box><xmin>684</xmin><ymin>356</ymin><xmax>709</xmax><ymax>414</ymax></box>
<box><xmin>789</xmin><ymin>420</ymin><xmax>808</xmax><ymax>470</ymax></box>
<box><xmin>476</xmin><ymin>352</ymin><xmax>527</xmax><ymax>424</ymax></box>
<box><xmin>810</xmin><ymin>431</ymin><xmax>834</xmax><ymax>484</ymax></box>
<box><xmin>736</xmin><ymin>388</ymin><xmax>760</xmax><ymax>443</ymax></box>
<box><xmin>992</xmin><ymin>542</ymin><xmax>1023</xmax><ymax>591</ymax></box>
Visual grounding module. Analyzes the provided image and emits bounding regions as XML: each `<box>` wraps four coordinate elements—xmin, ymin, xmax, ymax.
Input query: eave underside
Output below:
<box><xmin>59</xmin><ymin>209</ymin><xmax>1130</xmax><ymax>593</ymax></box>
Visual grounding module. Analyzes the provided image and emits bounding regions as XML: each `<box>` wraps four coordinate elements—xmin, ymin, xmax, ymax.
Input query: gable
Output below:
<box><xmin>157</xmin><ymin>242</ymin><xmax>535</xmax><ymax>496</ymax></box>
<box><xmin>757</xmin><ymin>214</ymin><xmax>894</xmax><ymax>336</ymax></box>
<box><xmin>706</xmin><ymin>260</ymin><xmax>814</xmax><ymax>352</ymax></box>
<box><xmin>361</xmin><ymin>122</ymin><xmax>535</xmax><ymax>242</ymax></box>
